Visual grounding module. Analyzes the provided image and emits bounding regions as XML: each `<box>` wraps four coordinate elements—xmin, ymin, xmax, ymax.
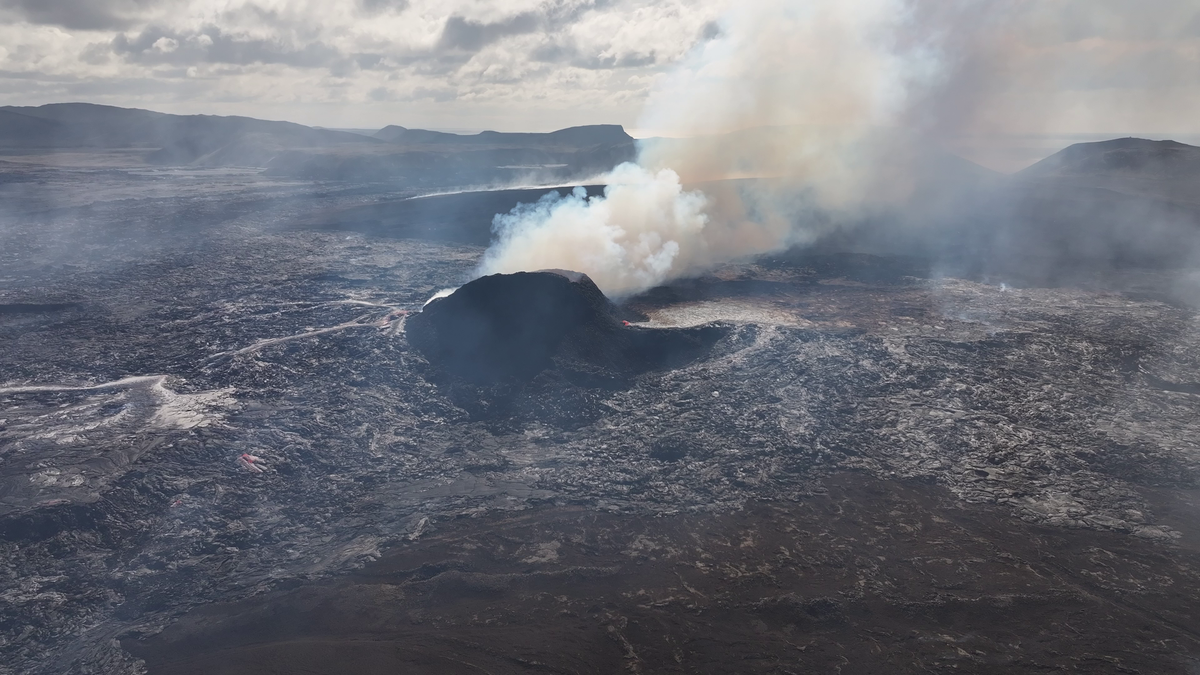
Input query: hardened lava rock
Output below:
<box><xmin>406</xmin><ymin>270</ymin><xmax>725</xmax><ymax>384</ymax></box>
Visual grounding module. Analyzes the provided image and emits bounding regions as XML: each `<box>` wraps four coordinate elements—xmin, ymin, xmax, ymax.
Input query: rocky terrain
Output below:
<box><xmin>2</xmin><ymin>157</ymin><xmax>1200</xmax><ymax>674</ymax></box>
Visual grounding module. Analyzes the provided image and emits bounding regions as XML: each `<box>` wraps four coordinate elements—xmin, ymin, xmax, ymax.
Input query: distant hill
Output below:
<box><xmin>270</xmin><ymin>123</ymin><xmax>636</xmax><ymax>185</ymax></box>
<box><xmin>0</xmin><ymin>108</ymin><xmax>68</xmax><ymax>147</ymax></box>
<box><xmin>373</xmin><ymin>124</ymin><xmax>633</xmax><ymax>149</ymax></box>
<box><xmin>1014</xmin><ymin>137</ymin><xmax>1200</xmax><ymax>209</ymax></box>
<box><xmin>0</xmin><ymin>103</ymin><xmax>637</xmax><ymax>184</ymax></box>
<box><xmin>263</xmin><ymin>141</ymin><xmax>636</xmax><ymax>185</ymax></box>
<box><xmin>868</xmin><ymin>137</ymin><xmax>1200</xmax><ymax>280</ymax></box>
<box><xmin>1020</xmin><ymin>138</ymin><xmax>1200</xmax><ymax>181</ymax></box>
<box><xmin>0</xmin><ymin>102</ymin><xmax>376</xmax><ymax>165</ymax></box>
<box><xmin>373</xmin><ymin>126</ymin><xmax>462</xmax><ymax>144</ymax></box>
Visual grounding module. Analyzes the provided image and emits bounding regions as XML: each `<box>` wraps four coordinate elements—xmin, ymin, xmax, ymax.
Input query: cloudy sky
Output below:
<box><xmin>0</xmin><ymin>0</ymin><xmax>1197</xmax><ymax>137</ymax></box>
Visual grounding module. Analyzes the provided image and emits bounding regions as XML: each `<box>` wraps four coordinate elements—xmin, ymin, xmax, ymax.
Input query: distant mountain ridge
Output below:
<box><xmin>275</xmin><ymin>123</ymin><xmax>634</xmax><ymax>184</ymax></box>
<box><xmin>0</xmin><ymin>103</ymin><xmax>637</xmax><ymax>183</ymax></box>
<box><xmin>0</xmin><ymin>102</ymin><xmax>376</xmax><ymax>166</ymax></box>
<box><xmin>0</xmin><ymin>108</ymin><xmax>65</xmax><ymax>145</ymax></box>
<box><xmin>1014</xmin><ymin>137</ymin><xmax>1200</xmax><ymax>210</ymax></box>
<box><xmin>1020</xmin><ymin>137</ymin><xmax>1200</xmax><ymax>180</ymax></box>
<box><xmin>830</xmin><ymin>136</ymin><xmax>1200</xmax><ymax>279</ymax></box>
<box><xmin>373</xmin><ymin>124</ymin><xmax>632</xmax><ymax>149</ymax></box>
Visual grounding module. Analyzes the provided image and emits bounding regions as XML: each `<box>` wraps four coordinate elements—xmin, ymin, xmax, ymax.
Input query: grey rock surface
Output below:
<box><xmin>1</xmin><ymin>161</ymin><xmax>1200</xmax><ymax>673</ymax></box>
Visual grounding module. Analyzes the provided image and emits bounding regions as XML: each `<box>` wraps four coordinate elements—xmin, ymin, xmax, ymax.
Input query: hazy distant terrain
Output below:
<box><xmin>786</xmin><ymin>137</ymin><xmax>1200</xmax><ymax>285</ymax></box>
<box><xmin>0</xmin><ymin>103</ymin><xmax>373</xmax><ymax>164</ymax></box>
<box><xmin>3</xmin><ymin>105</ymin><xmax>1197</xmax><ymax>267</ymax></box>
<box><xmin>0</xmin><ymin>103</ymin><xmax>635</xmax><ymax>187</ymax></box>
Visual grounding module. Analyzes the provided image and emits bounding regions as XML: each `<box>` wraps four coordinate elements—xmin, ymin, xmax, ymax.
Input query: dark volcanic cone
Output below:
<box><xmin>407</xmin><ymin>270</ymin><xmax>723</xmax><ymax>385</ymax></box>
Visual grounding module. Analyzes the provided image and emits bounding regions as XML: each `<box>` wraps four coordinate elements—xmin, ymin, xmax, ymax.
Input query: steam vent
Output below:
<box><xmin>407</xmin><ymin>270</ymin><xmax>723</xmax><ymax>383</ymax></box>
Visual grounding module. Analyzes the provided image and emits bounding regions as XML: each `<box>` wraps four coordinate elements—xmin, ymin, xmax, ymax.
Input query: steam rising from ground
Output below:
<box><xmin>477</xmin><ymin>0</ymin><xmax>1200</xmax><ymax>295</ymax></box>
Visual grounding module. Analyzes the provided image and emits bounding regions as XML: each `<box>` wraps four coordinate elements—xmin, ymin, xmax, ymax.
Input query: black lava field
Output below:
<box><xmin>3</xmin><ymin>160</ymin><xmax>1200</xmax><ymax>675</ymax></box>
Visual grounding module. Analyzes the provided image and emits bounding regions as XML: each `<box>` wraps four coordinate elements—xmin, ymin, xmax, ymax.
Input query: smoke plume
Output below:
<box><xmin>474</xmin><ymin>0</ymin><xmax>952</xmax><ymax>294</ymax></box>
<box><xmin>476</xmin><ymin>163</ymin><xmax>822</xmax><ymax>296</ymax></box>
<box><xmin>477</xmin><ymin>0</ymin><xmax>1200</xmax><ymax>295</ymax></box>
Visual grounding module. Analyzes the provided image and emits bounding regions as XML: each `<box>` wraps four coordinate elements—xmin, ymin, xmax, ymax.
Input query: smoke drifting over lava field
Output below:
<box><xmin>4</xmin><ymin>1</ymin><xmax>1200</xmax><ymax>673</ymax></box>
<box><xmin>2</xmin><ymin>141</ymin><xmax>1200</xmax><ymax>672</ymax></box>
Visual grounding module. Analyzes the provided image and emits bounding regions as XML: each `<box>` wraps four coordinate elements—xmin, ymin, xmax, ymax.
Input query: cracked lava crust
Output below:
<box><xmin>3</xmin><ymin>169</ymin><xmax>1200</xmax><ymax>674</ymax></box>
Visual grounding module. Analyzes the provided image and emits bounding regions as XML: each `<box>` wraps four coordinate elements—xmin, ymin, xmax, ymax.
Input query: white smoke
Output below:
<box><xmin>475</xmin><ymin>0</ymin><xmax>1200</xmax><ymax>295</ymax></box>
<box><xmin>475</xmin><ymin>0</ymin><xmax>941</xmax><ymax>295</ymax></box>
<box><xmin>423</xmin><ymin>287</ymin><xmax>458</xmax><ymax>307</ymax></box>
<box><xmin>477</xmin><ymin>165</ymin><xmax>706</xmax><ymax>295</ymax></box>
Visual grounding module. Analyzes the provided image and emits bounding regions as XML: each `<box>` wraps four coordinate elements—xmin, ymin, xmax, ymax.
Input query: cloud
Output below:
<box><xmin>437</xmin><ymin>13</ymin><xmax>541</xmax><ymax>53</ymax></box>
<box><xmin>359</xmin><ymin>0</ymin><xmax>409</xmax><ymax>14</ymax></box>
<box><xmin>0</xmin><ymin>0</ymin><xmax>1195</xmax><ymax>134</ymax></box>
<box><xmin>531</xmin><ymin>40</ymin><xmax>656</xmax><ymax>69</ymax></box>
<box><xmin>0</xmin><ymin>0</ymin><xmax>171</xmax><ymax>31</ymax></box>
<box><xmin>111</xmin><ymin>26</ymin><xmax>347</xmax><ymax>69</ymax></box>
<box><xmin>368</xmin><ymin>84</ymin><xmax>456</xmax><ymax>102</ymax></box>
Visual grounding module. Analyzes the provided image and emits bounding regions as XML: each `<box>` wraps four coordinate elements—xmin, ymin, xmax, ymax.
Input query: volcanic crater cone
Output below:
<box><xmin>407</xmin><ymin>270</ymin><xmax>724</xmax><ymax>384</ymax></box>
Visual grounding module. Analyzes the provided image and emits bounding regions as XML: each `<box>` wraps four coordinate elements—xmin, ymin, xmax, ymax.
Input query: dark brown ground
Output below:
<box><xmin>127</xmin><ymin>472</ymin><xmax>1200</xmax><ymax>674</ymax></box>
